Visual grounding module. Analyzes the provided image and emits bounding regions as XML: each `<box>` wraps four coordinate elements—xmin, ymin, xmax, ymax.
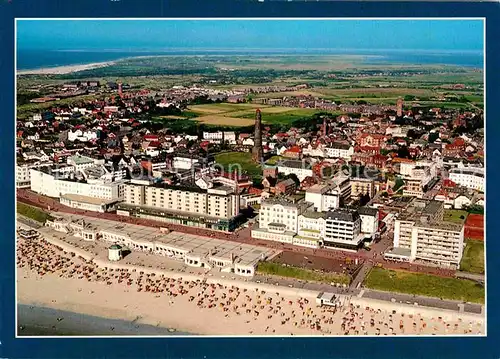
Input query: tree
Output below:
<box><xmin>428</xmin><ymin>132</ymin><xmax>439</xmax><ymax>143</ymax></box>
<box><xmin>397</xmin><ymin>146</ymin><xmax>411</xmax><ymax>159</ymax></box>
<box><xmin>393</xmin><ymin>178</ymin><xmax>405</xmax><ymax>191</ymax></box>
<box><xmin>284</xmin><ymin>173</ymin><xmax>300</xmax><ymax>188</ymax></box>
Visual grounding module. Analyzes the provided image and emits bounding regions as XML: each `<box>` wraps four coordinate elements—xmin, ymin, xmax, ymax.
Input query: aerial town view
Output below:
<box><xmin>15</xmin><ymin>19</ymin><xmax>485</xmax><ymax>336</ymax></box>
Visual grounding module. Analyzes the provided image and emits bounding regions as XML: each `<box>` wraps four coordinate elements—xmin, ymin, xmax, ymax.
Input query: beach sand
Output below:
<box><xmin>16</xmin><ymin>61</ymin><xmax>115</xmax><ymax>75</ymax></box>
<box><xmin>17</xmin><ymin>236</ymin><xmax>485</xmax><ymax>336</ymax></box>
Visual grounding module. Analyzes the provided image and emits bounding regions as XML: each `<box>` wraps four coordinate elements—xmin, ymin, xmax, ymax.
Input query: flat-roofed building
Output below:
<box><xmin>251</xmin><ymin>198</ymin><xmax>311</xmax><ymax>244</ymax></box>
<box><xmin>449</xmin><ymin>167</ymin><xmax>484</xmax><ymax>192</ymax></box>
<box><xmin>119</xmin><ymin>183</ymin><xmax>241</xmax><ymax>231</ymax></box>
<box><xmin>324</xmin><ymin>209</ymin><xmax>364</xmax><ymax>250</ymax></box>
<box><xmin>350</xmin><ymin>177</ymin><xmax>375</xmax><ymax>199</ymax></box>
<box><xmin>391</xmin><ymin>199</ymin><xmax>464</xmax><ymax>267</ymax></box>
<box><xmin>305</xmin><ymin>184</ymin><xmax>340</xmax><ymax>212</ymax></box>
<box><xmin>47</xmin><ymin>214</ymin><xmax>276</xmax><ymax>277</ymax></box>
<box><xmin>358</xmin><ymin>206</ymin><xmax>379</xmax><ymax>238</ymax></box>
<box><xmin>30</xmin><ymin>166</ymin><xmax>125</xmax><ymax>202</ymax></box>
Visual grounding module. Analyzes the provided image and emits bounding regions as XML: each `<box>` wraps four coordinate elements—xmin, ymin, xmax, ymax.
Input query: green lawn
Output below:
<box><xmin>215</xmin><ymin>152</ymin><xmax>262</xmax><ymax>178</ymax></box>
<box><xmin>257</xmin><ymin>261</ymin><xmax>351</xmax><ymax>285</ymax></box>
<box><xmin>17</xmin><ymin>202</ymin><xmax>53</xmax><ymax>223</ymax></box>
<box><xmin>460</xmin><ymin>240</ymin><xmax>485</xmax><ymax>274</ymax></box>
<box><xmin>235</xmin><ymin>109</ymin><xmax>343</xmax><ymax>125</ymax></box>
<box><xmin>364</xmin><ymin>267</ymin><xmax>484</xmax><ymax>303</ymax></box>
<box><xmin>443</xmin><ymin>209</ymin><xmax>468</xmax><ymax>224</ymax></box>
<box><xmin>265</xmin><ymin>156</ymin><xmax>284</xmax><ymax>165</ymax></box>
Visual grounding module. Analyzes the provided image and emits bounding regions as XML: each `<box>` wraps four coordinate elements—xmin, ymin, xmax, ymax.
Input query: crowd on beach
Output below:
<box><xmin>17</xmin><ymin>236</ymin><xmax>483</xmax><ymax>336</ymax></box>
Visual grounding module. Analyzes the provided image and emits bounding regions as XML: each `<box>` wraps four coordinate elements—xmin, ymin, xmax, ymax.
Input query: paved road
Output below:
<box><xmin>349</xmin><ymin>261</ymin><xmax>373</xmax><ymax>289</ymax></box>
<box><xmin>456</xmin><ymin>271</ymin><xmax>485</xmax><ymax>282</ymax></box>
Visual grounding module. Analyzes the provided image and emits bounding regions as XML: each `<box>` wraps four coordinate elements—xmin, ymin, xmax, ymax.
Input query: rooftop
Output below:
<box><xmin>51</xmin><ymin>213</ymin><xmax>276</xmax><ymax>267</ymax></box>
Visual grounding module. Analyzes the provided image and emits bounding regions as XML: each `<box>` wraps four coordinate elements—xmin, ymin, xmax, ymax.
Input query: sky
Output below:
<box><xmin>16</xmin><ymin>19</ymin><xmax>484</xmax><ymax>52</ymax></box>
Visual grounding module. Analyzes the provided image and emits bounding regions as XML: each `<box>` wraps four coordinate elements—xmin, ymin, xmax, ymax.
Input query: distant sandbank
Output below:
<box><xmin>16</xmin><ymin>61</ymin><xmax>116</xmax><ymax>75</ymax></box>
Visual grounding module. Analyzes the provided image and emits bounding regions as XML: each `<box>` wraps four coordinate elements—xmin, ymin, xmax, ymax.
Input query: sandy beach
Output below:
<box><xmin>16</xmin><ymin>61</ymin><xmax>116</xmax><ymax>75</ymax></box>
<box><xmin>16</xmin><ymin>234</ymin><xmax>485</xmax><ymax>337</ymax></box>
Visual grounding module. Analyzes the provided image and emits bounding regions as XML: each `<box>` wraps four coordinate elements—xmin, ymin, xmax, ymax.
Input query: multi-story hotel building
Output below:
<box><xmin>118</xmin><ymin>182</ymin><xmax>241</xmax><ymax>231</ymax></box>
<box><xmin>449</xmin><ymin>167</ymin><xmax>484</xmax><ymax>192</ymax></box>
<box><xmin>251</xmin><ymin>198</ymin><xmax>311</xmax><ymax>245</ymax></box>
<box><xmin>388</xmin><ymin>199</ymin><xmax>465</xmax><ymax>267</ymax></box>
<box><xmin>30</xmin><ymin>166</ymin><xmax>125</xmax><ymax>208</ymax></box>
<box><xmin>324</xmin><ymin>209</ymin><xmax>365</xmax><ymax>250</ymax></box>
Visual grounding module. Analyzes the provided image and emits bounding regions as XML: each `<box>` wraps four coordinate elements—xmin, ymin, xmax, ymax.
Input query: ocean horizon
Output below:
<box><xmin>17</xmin><ymin>304</ymin><xmax>193</xmax><ymax>336</ymax></box>
<box><xmin>16</xmin><ymin>48</ymin><xmax>484</xmax><ymax>71</ymax></box>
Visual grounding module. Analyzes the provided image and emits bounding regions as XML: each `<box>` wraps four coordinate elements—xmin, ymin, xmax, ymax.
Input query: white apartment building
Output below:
<box><xmin>398</xmin><ymin>160</ymin><xmax>416</xmax><ymax>177</ymax></box>
<box><xmin>252</xmin><ymin>198</ymin><xmax>310</xmax><ymax>244</ymax></box>
<box><xmin>173</xmin><ymin>156</ymin><xmax>200</xmax><ymax>170</ymax></box>
<box><xmin>358</xmin><ymin>206</ymin><xmax>379</xmax><ymax>238</ymax></box>
<box><xmin>120</xmin><ymin>183</ymin><xmax>240</xmax><ymax>231</ymax></box>
<box><xmin>325</xmin><ymin>143</ymin><xmax>354</xmax><ymax>160</ymax></box>
<box><xmin>449</xmin><ymin>167</ymin><xmax>484</xmax><ymax>192</ymax></box>
<box><xmin>324</xmin><ymin>209</ymin><xmax>364</xmax><ymax>250</ymax></box>
<box><xmin>277</xmin><ymin>160</ymin><xmax>314</xmax><ymax>181</ymax></box>
<box><xmin>16</xmin><ymin>162</ymin><xmax>46</xmax><ymax>188</ymax></box>
<box><xmin>203</xmin><ymin>131</ymin><xmax>224</xmax><ymax>142</ymax></box>
<box><xmin>389</xmin><ymin>199</ymin><xmax>464</xmax><ymax>267</ymax></box>
<box><xmin>297</xmin><ymin>211</ymin><xmax>326</xmax><ymax>247</ymax></box>
<box><xmin>305</xmin><ymin>184</ymin><xmax>340</xmax><ymax>212</ymax></box>
<box><xmin>30</xmin><ymin>167</ymin><xmax>125</xmax><ymax>202</ymax></box>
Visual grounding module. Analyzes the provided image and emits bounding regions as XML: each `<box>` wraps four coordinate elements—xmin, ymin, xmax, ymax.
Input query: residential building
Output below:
<box><xmin>358</xmin><ymin>206</ymin><xmax>379</xmax><ymax>238</ymax></box>
<box><xmin>119</xmin><ymin>183</ymin><xmax>241</xmax><ymax>231</ymax></box>
<box><xmin>30</xmin><ymin>166</ymin><xmax>125</xmax><ymax>206</ymax></box>
<box><xmin>277</xmin><ymin>160</ymin><xmax>314</xmax><ymax>181</ymax></box>
<box><xmin>449</xmin><ymin>167</ymin><xmax>484</xmax><ymax>192</ymax></box>
<box><xmin>275</xmin><ymin>179</ymin><xmax>296</xmax><ymax>195</ymax></box>
<box><xmin>388</xmin><ymin>199</ymin><xmax>464</xmax><ymax>267</ymax></box>
<box><xmin>350</xmin><ymin>177</ymin><xmax>375</xmax><ymax>199</ymax></box>
<box><xmin>251</xmin><ymin>198</ymin><xmax>310</xmax><ymax>244</ymax></box>
<box><xmin>305</xmin><ymin>184</ymin><xmax>340</xmax><ymax>212</ymax></box>
<box><xmin>325</xmin><ymin>143</ymin><xmax>354</xmax><ymax>160</ymax></box>
<box><xmin>324</xmin><ymin>209</ymin><xmax>364</xmax><ymax>250</ymax></box>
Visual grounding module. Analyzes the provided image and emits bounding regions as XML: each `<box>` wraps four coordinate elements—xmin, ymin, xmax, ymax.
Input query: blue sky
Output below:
<box><xmin>17</xmin><ymin>19</ymin><xmax>484</xmax><ymax>52</ymax></box>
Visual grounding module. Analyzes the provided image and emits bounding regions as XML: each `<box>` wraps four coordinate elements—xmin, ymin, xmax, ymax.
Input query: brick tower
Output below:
<box><xmin>397</xmin><ymin>97</ymin><xmax>403</xmax><ymax>117</ymax></box>
<box><xmin>252</xmin><ymin>109</ymin><xmax>263</xmax><ymax>163</ymax></box>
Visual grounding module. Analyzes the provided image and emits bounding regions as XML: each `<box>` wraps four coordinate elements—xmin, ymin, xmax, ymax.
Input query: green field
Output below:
<box><xmin>215</xmin><ymin>152</ymin><xmax>261</xmax><ymax>178</ymax></box>
<box><xmin>187</xmin><ymin>102</ymin><xmax>341</xmax><ymax>126</ymax></box>
<box><xmin>265</xmin><ymin>156</ymin><xmax>284</xmax><ymax>165</ymax></box>
<box><xmin>17</xmin><ymin>202</ymin><xmax>53</xmax><ymax>223</ymax></box>
<box><xmin>364</xmin><ymin>267</ymin><xmax>484</xmax><ymax>303</ymax></box>
<box><xmin>236</xmin><ymin>108</ymin><xmax>342</xmax><ymax>125</ymax></box>
<box><xmin>443</xmin><ymin>209</ymin><xmax>468</xmax><ymax>224</ymax></box>
<box><xmin>460</xmin><ymin>240</ymin><xmax>485</xmax><ymax>274</ymax></box>
<box><xmin>257</xmin><ymin>261</ymin><xmax>351</xmax><ymax>285</ymax></box>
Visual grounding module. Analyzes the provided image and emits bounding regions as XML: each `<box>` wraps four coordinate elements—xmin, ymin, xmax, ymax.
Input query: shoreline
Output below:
<box><xmin>16</xmin><ymin>61</ymin><xmax>118</xmax><ymax>75</ymax></box>
<box><xmin>17</xmin><ymin>304</ymin><xmax>191</xmax><ymax>336</ymax></box>
<box><xmin>16</xmin><ymin>228</ymin><xmax>485</xmax><ymax>336</ymax></box>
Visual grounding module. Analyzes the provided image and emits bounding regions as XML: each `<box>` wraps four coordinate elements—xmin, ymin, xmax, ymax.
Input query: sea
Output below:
<box><xmin>17</xmin><ymin>304</ymin><xmax>193</xmax><ymax>336</ymax></box>
<box><xmin>16</xmin><ymin>49</ymin><xmax>484</xmax><ymax>70</ymax></box>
